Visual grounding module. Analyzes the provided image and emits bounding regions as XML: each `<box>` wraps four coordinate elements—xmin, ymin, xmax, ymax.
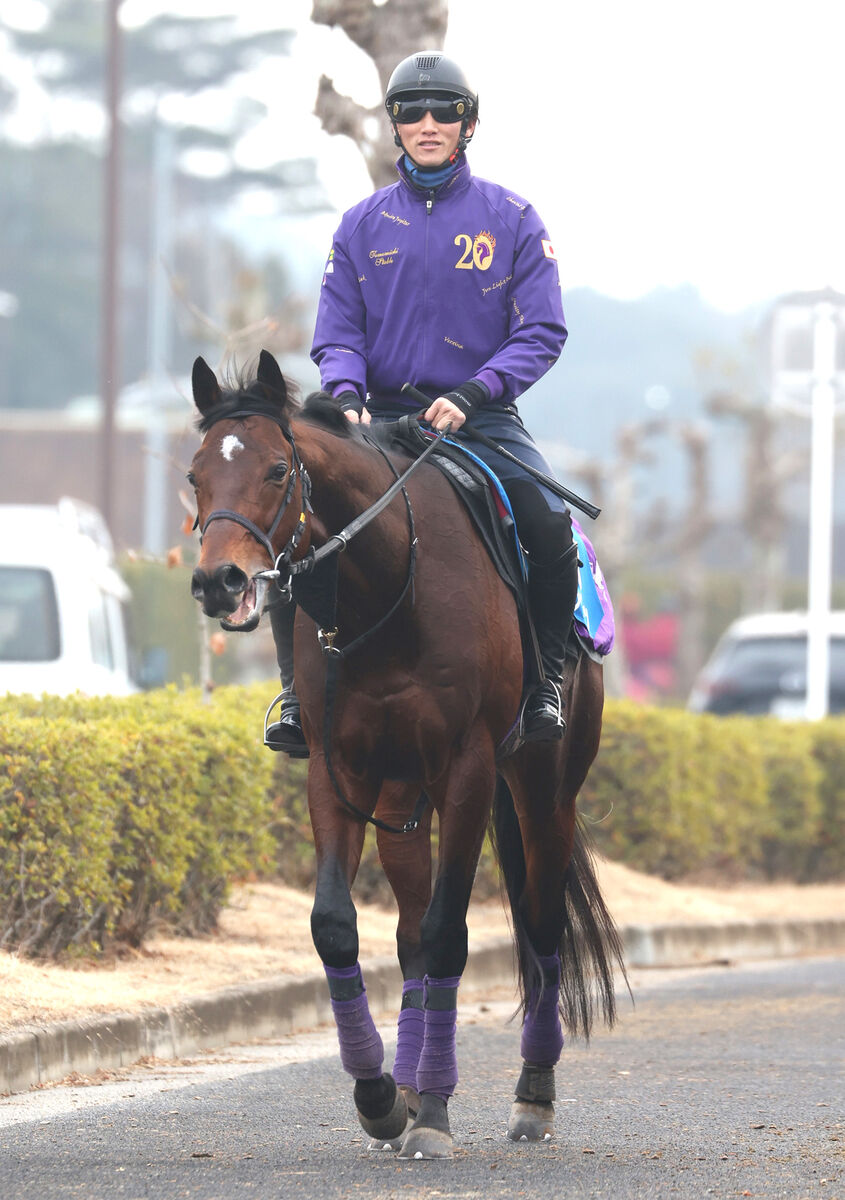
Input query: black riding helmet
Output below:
<box><xmin>385</xmin><ymin>51</ymin><xmax>478</xmax><ymax>157</ymax></box>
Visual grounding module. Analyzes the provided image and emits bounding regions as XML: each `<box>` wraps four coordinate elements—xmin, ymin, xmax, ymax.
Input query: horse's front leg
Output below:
<box><xmin>398</xmin><ymin>741</ymin><xmax>497</xmax><ymax>1161</ymax></box>
<box><xmin>308</xmin><ymin>760</ymin><xmax>408</xmax><ymax>1145</ymax></box>
<box><xmin>373</xmin><ymin>788</ymin><xmax>435</xmax><ymax>1146</ymax></box>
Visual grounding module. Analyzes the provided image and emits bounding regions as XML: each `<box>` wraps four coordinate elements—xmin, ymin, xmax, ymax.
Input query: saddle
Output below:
<box><xmin>384</xmin><ymin>416</ymin><xmax>613</xmax><ymax>668</ymax></box>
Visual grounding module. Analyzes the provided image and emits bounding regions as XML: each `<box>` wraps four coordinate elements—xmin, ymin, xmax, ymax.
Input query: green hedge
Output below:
<box><xmin>578</xmin><ymin>701</ymin><xmax>842</xmax><ymax>882</ymax></box>
<box><xmin>0</xmin><ymin>688</ymin><xmax>276</xmax><ymax>957</ymax></box>
<box><xmin>253</xmin><ymin>696</ymin><xmax>845</xmax><ymax>893</ymax></box>
<box><xmin>1</xmin><ymin>689</ymin><xmax>843</xmax><ymax>961</ymax></box>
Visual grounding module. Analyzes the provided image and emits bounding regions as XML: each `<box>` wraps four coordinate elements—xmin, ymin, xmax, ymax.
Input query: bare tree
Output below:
<box><xmin>707</xmin><ymin>391</ymin><xmax>807</xmax><ymax>613</ymax></box>
<box><xmin>312</xmin><ymin>0</ymin><xmax>448</xmax><ymax>188</ymax></box>
<box><xmin>561</xmin><ymin>415</ymin><xmax>720</xmax><ymax>700</ymax></box>
<box><xmin>673</xmin><ymin>423</ymin><xmax>713</xmax><ymax>698</ymax></box>
<box><xmin>560</xmin><ymin>418</ymin><xmax>671</xmax><ymax>699</ymax></box>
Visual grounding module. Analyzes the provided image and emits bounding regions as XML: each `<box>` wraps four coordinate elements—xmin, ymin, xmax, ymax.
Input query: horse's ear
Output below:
<box><xmin>192</xmin><ymin>356</ymin><xmax>221</xmax><ymax>416</ymax></box>
<box><xmin>256</xmin><ymin>349</ymin><xmax>287</xmax><ymax>403</ymax></box>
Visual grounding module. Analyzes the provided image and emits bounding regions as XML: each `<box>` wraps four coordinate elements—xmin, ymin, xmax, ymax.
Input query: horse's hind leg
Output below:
<box><xmin>498</xmin><ymin>665</ymin><xmax>608</xmax><ymax>1143</ymax></box>
<box><xmin>493</xmin><ymin>759</ymin><xmax>569</xmax><ymax>1143</ymax></box>
<box><xmin>307</xmin><ymin>764</ymin><xmax>408</xmax><ymax>1145</ymax></box>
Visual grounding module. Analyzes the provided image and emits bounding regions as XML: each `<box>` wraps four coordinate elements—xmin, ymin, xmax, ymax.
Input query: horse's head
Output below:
<box><xmin>188</xmin><ymin>350</ymin><xmax>305</xmax><ymax>631</ymax></box>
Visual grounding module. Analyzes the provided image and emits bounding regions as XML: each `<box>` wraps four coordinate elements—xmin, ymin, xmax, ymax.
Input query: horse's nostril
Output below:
<box><xmin>220</xmin><ymin>564</ymin><xmax>249</xmax><ymax>595</ymax></box>
<box><xmin>190</xmin><ymin>567</ymin><xmax>207</xmax><ymax>600</ymax></box>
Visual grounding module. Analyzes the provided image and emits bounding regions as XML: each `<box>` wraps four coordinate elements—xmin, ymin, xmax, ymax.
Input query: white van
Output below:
<box><xmin>0</xmin><ymin>498</ymin><xmax>136</xmax><ymax>697</ymax></box>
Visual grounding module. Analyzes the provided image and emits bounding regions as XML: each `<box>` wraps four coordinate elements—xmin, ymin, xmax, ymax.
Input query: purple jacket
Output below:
<box><xmin>311</xmin><ymin>157</ymin><xmax>567</xmax><ymax>409</ymax></box>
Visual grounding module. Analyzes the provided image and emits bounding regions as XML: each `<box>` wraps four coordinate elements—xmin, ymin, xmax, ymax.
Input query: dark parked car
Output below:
<box><xmin>688</xmin><ymin>612</ymin><xmax>845</xmax><ymax>717</ymax></box>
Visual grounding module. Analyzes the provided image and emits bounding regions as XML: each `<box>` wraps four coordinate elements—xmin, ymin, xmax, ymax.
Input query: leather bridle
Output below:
<box><xmin>196</xmin><ymin>408</ymin><xmax>311</xmax><ymax>573</ymax></box>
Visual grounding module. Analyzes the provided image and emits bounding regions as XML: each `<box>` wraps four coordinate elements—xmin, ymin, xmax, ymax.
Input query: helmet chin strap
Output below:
<box><xmin>453</xmin><ymin>118</ymin><xmax>475</xmax><ymax>158</ymax></box>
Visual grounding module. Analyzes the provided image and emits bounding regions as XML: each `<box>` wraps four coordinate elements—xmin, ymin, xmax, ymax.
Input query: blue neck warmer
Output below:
<box><xmin>403</xmin><ymin>154</ymin><xmax>460</xmax><ymax>191</ymax></box>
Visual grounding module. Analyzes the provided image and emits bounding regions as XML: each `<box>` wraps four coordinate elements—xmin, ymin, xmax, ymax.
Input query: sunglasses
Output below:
<box><xmin>390</xmin><ymin>96</ymin><xmax>470</xmax><ymax>125</ymax></box>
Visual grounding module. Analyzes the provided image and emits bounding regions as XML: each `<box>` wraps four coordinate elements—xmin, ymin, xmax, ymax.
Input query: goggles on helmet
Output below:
<box><xmin>389</xmin><ymin>95</ymin><xmax>471</xmax><ymax>125</ymax></box>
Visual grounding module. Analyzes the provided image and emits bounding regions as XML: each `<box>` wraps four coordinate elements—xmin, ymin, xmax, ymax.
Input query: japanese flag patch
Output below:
<box><xmin>541</xmin><ymin>239</ymin><xmax>557</xmax><ymax>260</ymax></box>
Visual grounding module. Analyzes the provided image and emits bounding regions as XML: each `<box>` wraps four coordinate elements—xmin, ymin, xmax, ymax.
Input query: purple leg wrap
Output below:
<box><xmin>392</xmin><ymin>978</ymin><xmax>425</xmax><ymax>1090</ymax></box>
<box><xmin>415</xmin><ymin>975</ymin><xmax>461</xmax><ymax>1102</ymax></box>
<box><xmin>325</xmin><ymin>964</ymin><xmax>384</xmax><ymax>1080</ymax></box>
<box><xmin>521</xmin><ymin>952</ymin><xmax>564</xmax><ymax>1067</ymax></box>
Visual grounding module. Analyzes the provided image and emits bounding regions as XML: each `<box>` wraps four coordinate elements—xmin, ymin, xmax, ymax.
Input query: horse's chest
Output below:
<box><xmin>331</xmin><ymin>687</ymin><xmax>456</xmax><ymax>781</ymax></box>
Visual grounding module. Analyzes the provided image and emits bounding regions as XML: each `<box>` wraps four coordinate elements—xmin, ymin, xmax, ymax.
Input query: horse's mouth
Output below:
<box><xmin>219</xmin><ymin>576</ymin><xmax>269</xmax><ymax>633</ymax></box>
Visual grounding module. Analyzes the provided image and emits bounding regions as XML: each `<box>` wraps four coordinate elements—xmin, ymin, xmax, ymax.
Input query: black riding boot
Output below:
<box><xmin>265</xmin><ymin>598</ymin><xmax>309</xmax><ymax>758</ymax></box>
<box><xmin>521</xmin><ymin>542</ymin><xmax>580</xmax><ymax>742</ymax></box>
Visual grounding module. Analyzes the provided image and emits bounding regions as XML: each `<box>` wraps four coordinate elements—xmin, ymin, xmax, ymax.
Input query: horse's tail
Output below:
<box><xmin>490</xmin><ymin>773</ymin><xmax>626</xmax><ymax>1039</ymax></box>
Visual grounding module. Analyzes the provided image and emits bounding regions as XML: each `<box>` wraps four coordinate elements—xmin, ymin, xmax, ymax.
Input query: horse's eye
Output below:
<box><xmin>269</xmin><ymin>462</ymin><xmax>288</xmax><ymax>483</ymax></box>
<box><xmin>186</xmin><ymin>471</ymin><xmax>197</xmax><ymax>488</ymax></box>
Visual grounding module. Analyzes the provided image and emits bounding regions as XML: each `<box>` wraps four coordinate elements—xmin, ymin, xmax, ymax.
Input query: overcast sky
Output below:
<box><xmin>4</xmin><ymin>0</ymin><xmax>844</xmax><ymax>313</ymax></box>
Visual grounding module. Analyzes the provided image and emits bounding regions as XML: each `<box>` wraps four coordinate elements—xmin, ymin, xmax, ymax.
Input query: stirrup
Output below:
<box><xmin>519</xmin><ymin>680</ymin><xmax>566</xmax><ymax>743</ymax></box>
<box><xmin>263</xmin><ymin>691</ymin><xmax>310</xmax><ymax>757</ymax></box>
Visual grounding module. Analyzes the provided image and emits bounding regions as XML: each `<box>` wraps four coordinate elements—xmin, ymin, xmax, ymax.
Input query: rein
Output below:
<box><xmin>200</xmin><ymin>406</ymin><xmax>450</xmax><ymax>836</ymax></box>
<box><xmin>273</xmin><ymin>423</ymin><xmax>451</xmax><ymax>837</ymax></box>
<box><xmin>314</xmin><ymin>434</ymin><xmax>424</xmax><ymax>835</ymax></box>
<box><xmin>277</xmin><ymin>419</ymin><xmax>450</xmax><ymax>588</ymax></box>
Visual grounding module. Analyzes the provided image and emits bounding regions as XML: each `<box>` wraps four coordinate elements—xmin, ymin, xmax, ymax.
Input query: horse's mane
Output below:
<box><xmin>299</xmin><ymin>395</ymin><xmax>411</xmax><ymax>454</ymax></box>
<box><xmin>300</xmin><ymin>391</ymin><xmax>356</xmax><ymax>436</ymax></box>
<box><xmin>195</xmin><ymin>363</ymin><xmax>300</xmax><ymax>435</ymax></box>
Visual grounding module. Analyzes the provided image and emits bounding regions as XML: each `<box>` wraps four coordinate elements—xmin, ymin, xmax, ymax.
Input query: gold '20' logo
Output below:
<box><xmin>454</xmin><ymin>231</ymin><xmax>496</xmax><ymax>271</ymax></box>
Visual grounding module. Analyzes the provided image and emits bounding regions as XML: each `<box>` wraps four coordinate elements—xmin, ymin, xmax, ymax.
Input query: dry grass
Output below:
<box><xmin>2</xmin><ymin>859</ymin><xmax>843</xmax><ymax>1035</ymax></box>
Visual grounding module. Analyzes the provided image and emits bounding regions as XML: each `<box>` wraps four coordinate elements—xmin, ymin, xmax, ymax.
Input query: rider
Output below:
<box><xmin>266</xmin><ymin>50</ymin><xmax>578</xmax><ymax>755</ymax></box>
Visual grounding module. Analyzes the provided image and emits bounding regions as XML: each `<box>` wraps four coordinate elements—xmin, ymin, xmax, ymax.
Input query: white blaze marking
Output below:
<box><xmin>221</xmin><ymin>434</ymin><xmax>244</xmax><ymax>461</ymax></box>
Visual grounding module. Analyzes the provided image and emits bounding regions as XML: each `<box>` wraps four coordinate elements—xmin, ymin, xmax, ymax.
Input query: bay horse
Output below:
<box><xmin>188</xmin><ymin>350</ymin><xmax>623</xmax><ymax>1160</ymax></box>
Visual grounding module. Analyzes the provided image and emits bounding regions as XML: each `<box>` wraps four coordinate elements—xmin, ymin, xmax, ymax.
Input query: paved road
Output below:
<box><xmin>1</xmin><ymin>958</ymin><xmax>842</xmax><ymax>1199</ymax></box>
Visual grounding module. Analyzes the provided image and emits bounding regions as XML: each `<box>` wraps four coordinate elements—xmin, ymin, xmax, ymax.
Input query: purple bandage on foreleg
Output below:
<box><xmin>520</xmin><ymin>952</ymin><xmax>564</xmax><ymax>1066</ymax></box>
<box><xmin>325</xmin><ymin>964</ymin><xmax>384</xmax><ymax>1080</ymax></box>
<box><xmin>415</xmin><ymin>974</ymin><xmax>461</xmax><ymax>1101</ymax></box>
<box><xmin>392</xmin><ymin>978</ymin><xmax>425</xmax><ymax>1090</ymax></box>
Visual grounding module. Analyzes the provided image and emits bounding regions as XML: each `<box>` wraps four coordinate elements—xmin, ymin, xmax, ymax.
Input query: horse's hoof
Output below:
<box><xmin>367</xmin><ymin>1128</ymin><xmax>408</xmax><ymax>1153</ymax></box>
<box><xmin>367</xmin><ymin>1110</ymin><xmax>413</xmax><ymax>1153</ymax></box>
<box><xmin>397</xmin><ymin>1093</ymin><xmax>453</xmax><ymax>1160</ymax></box>
<box><xmin>507</xmin><ymin>1099</ymin><xmax>555</xmax><ymax>1142</ymax></box>
<box><xmin>356</xmin><ymin>1075</ymin><xmax>409</xmax><ymax>1142</ymax></box>
<box><xmin>364</xmin><ymin>1083</ymin><xmax>422</xmax><ymax>1151</ymax></box>
<box><xmin>397</xmin><ymin>1126</ymin><xmax>454</xmax><ymax>1160</ymax></box>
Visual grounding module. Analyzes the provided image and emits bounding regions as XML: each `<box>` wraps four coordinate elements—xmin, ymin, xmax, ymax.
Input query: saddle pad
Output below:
<box><xmin>571</xmin><ymin>520</ymin><xmax>615</xmax><ymax>656</ymax></box>
<box><xmin>432</xmin><ymin>435</ymin><xmax>615</xmax><ymax>658</ymax></box>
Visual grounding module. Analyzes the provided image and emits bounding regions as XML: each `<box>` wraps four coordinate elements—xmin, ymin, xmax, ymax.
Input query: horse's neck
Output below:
<box><xmin>298</xmin><ymin>424</ymin><xmax>410</xmax><ymax>616</ymax></box>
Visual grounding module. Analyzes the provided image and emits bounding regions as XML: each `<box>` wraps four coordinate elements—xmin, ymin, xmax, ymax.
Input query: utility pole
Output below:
<box><xmin>770</xmin><ymin>288</ymin><xmax>845</xmax><ymax>720</ymax></box>
<box><xmin>143</xmin><ymin>117</ymin><xmax>174</xmax><ymax>556</ymax></box>
<box><xmin>806</xmin><ymin>305</ymin><xmax>838</xmax><ymax>719</ymax></box>
<box><xmin>99</xmin><ymin>0</ymin><xmax>123</xmax><ymax>530</ymax></box>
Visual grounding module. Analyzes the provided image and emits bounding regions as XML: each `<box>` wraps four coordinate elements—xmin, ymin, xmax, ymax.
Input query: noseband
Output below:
<box><xmin>197</xmin><ymin>408</ymin><xmax>311</xmax><ymax>570</ymax></box>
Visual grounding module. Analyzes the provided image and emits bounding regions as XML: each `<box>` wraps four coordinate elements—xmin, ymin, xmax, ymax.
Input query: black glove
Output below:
<box><xmin>334</xmin><ymin>390</ymin><xmax>364</xmax><ymax>416</ymax></box>
<box><xmin>441</xmin><ymin>379</ymin><xmax>490</xmax><ymax>419</ymax></box>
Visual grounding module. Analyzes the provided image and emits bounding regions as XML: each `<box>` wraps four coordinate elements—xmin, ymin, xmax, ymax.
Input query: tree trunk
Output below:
<box><xmin>311</xmin><ymin>0</ymin><xmax>448</xmax><ymax>189</ymax></box>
